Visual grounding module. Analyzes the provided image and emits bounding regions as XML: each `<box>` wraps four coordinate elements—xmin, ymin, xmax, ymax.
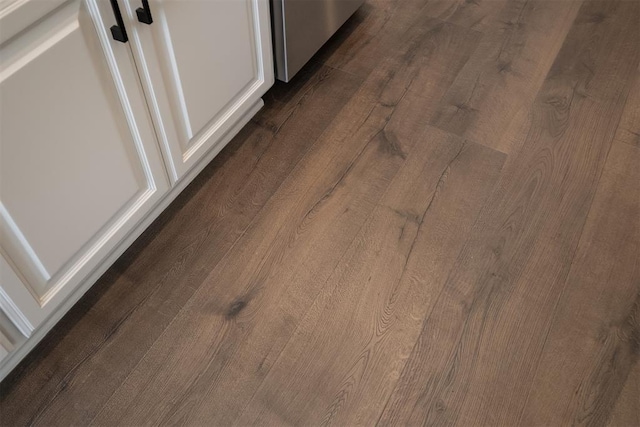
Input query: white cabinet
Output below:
<box><xmin>0</xmin><ymin>0</ymin><xmax>170</xmax><ymax>333</ymax></box>
<box><xmin>0</xmin><ymin>0</ymin><xmax>274</xmax><ymax>379</ymax></box>
<box><xmin>123</xmin><ymin>0</ymin><xmax>273</xmax><ymax>181</ymax></box>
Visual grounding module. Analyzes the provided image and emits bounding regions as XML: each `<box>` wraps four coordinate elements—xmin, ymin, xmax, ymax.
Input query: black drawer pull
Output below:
<box><xmin>136</xmin><ymin>0</ymin><xmax>153</xmax><ymax>24</ymax></box>
<box><xmin>109</xmin><ymin>0</ymin><xmax>128</xmax><ymax>43</ymax></box>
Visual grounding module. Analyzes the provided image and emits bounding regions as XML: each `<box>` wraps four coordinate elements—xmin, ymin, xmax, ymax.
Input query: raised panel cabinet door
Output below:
<box><xmin>0</xmin><ymin>0</ymin><xmax>170</xmax><ymax>329</ymax></box>
<box><xmin>122</xmin><ymin>0</ymin><xmax>274</xmax><ymax>182</ymax></box>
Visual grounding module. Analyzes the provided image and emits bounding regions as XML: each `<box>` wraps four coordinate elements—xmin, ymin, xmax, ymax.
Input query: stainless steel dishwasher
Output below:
<box><xmin>271</xmin><ymin>0</ymin><xmax>365</xmax><ymax>82</ymax></box>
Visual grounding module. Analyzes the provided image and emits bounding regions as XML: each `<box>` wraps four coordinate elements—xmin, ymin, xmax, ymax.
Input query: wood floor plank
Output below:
<box><xmin>396</xmin><ymin>18</ymin><xmax>482</xmax><ymax>121</ymax></box>
<box><xmin>421</xmin><ymin>0</ymin><xmax>508</xmax><ymax>33</ymax></box>
<box><xmin>253</xmin><ymin>62</ymin><xmax>345</xmax><ymax>132</ymax></box>
<box><xmin>519</xmin><ymin>141</ymin><xmax>640</xmax><ymax>426</ymax></box>
<box><xmin>429</xmin><ymin>0</ymin><xmax>582</xmax><ymax>153</ymax></box>
<box><xmin>89</xmin><ymin>27</ymin><xmax>457</xmax><ymax>425</ymax></box>
<box><xmin>607</xmin><ymin>362</ymin><xmax>640</xmax><ymax>427</ymax></box>
<box><xmin>332</xmin><ymin>15</ymin><xmax>481</xmax><ymax>138</ymax></box>
<box><xmin>235</xmin><ymin>127</ymin><xmax>505</xmax><ymax>427</ymax></box>
<box><xmin>0</xmin><ymin>64</ymin><xmax>362</xmax><ymax>427</ymax></box>
<box><xmin>377</xmin><ymin>0</ymin><xmax>640</xmax><ymax>425</ymax></box>
<box><xmin>614</xmin><ymin>71</ymin><xmax>640</xmax><ymax>147</ymax></box>
<box><xmin>317</xmin><ymin>0</ymin><xmax>431</xmax><ymax>78</ymax></box>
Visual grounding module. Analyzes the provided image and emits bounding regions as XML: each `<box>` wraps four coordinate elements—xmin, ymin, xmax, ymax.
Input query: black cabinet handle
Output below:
<box><xmin>136</xmin><ymin>0</ymin><xmax>153</xmax><ymax>24</ymax></box>
<box><xmin>109</xmin><ymin>0</ymin><xmax>128</xmax><ymax>43</ymax></box>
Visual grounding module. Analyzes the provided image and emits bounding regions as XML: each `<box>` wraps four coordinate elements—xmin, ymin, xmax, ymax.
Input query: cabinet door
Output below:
<box><xmin>0</xmin><ymin>0</ymin><xmax>169</xmax><ymax>329</ymax></box>
<box><xmin>122</xmin><ymin>0</ymin><xmax>274</xmax><ymax>182</ymax></box>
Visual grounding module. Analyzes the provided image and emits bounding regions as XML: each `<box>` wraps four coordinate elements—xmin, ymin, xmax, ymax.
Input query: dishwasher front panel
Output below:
<box><xmin>271</xmin><ymin>0</ymin><xmax>364</xmax><ymax>82</ymax></box>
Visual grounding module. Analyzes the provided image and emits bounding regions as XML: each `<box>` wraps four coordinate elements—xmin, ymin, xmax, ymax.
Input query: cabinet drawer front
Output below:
<box><xmin>123</xmin><ymin>0</ymin><xmax>274</xmax><ymax>181</ymax></box>
<box><xmin>0</xmin><ymin>0</ymin><xmax>168</xmax><ymax>322</ymax></box>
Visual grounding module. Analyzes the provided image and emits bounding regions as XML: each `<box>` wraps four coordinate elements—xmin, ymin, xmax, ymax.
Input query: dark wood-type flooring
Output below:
<box><xmin>1</xmin><ymin>0</ymin><xmax>639</xmax><ymax>425</ymax></box>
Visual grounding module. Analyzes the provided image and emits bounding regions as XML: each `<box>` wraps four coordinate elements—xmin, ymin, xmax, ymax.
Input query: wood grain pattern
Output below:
<box><xmin>422</xmin><ymin>0</ymin><xmax>508</xmax><ymax>32</ymax></box>
<box><xmin>429</xmin><ymin>0</ymin><xmax>582</xmax><ymax>153</ymax></box>
<box><xmin>378</xmin><ymin>0</ymin><xmax>640</xmax><ymax>425</ymax></box>
<box><xmin>1</xmin><ymin>0</ymin><xmax>639</xmax><ymax>425</ymax></box>
<box><xmin>519</xmin><ymin>141</ymin><xmax>640</xmax><ymax>426</ymax></box>
<box><xmin>607</xmin><ymin>361</ymin><xmax>640</xmax><ymax>427</ymax></box>
<box><xmin>614</xmin><ymin>71</ymin><xmax>640</xmax><ymax>147</ymax></box>
<box><xmin>318</xmin><ymin>0</ymin><xmax>430</xmax><ymax>78</ymax></box>
<box><xmin>236</xmin><ymin>128</ymin><xmax>504</xmax><ymax>426</ymax></box>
